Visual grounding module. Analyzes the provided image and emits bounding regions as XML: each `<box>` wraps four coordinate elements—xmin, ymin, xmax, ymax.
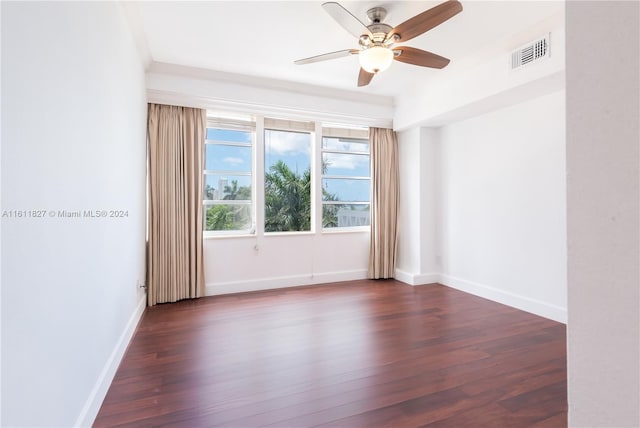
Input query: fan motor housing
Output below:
<box><xmin>368</xmin><ymin>23</ymin><xmax>393</xmax><ymax>35</ymax></box>
<box><xmin>366</xmin><ymin>6</ymin><xmax>387</xmax><ymax>23</ymax></box>
<box><xmin>364</xmin><ymin>8</ymin><xmax>393</xmax><ymax>44</ymax></box>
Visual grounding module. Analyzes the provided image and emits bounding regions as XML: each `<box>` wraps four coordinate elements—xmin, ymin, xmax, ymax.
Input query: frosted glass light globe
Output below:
<box><xmin>359</xmin><ymin>46</ymin><xmax>394</xmax><ymax>74</ymax></box>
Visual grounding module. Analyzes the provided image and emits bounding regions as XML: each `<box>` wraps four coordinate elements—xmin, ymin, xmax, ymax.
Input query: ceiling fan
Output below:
<box><xmin>294</xmin><ymin>0</ymin><xmax>463</xmax><ymax>87</ymax></box>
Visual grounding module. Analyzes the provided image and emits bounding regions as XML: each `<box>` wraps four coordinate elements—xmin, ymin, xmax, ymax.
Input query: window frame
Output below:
<box><xmin>203</xmin><ymin>119</ymin><xmax>256</xmax><ymax>237</ymax></box>
<box><xmin>320</xmin><ymin>128</ymin><xmax>371</xmax><ymax>231</ymax></box>
<box><xmin>263</xmin><ymin>119</ymin><xmax>315</xmax><ymax>234</ymax></box>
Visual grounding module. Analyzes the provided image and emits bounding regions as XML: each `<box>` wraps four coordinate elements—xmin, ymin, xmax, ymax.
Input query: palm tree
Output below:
<box><xmin>265</xmin><ymin>161</ymin><xmax>311</xmax><ymax>231</ymax></box>
<box><xmin>223</xmin><ymin>180</ymin><xmax>251</xmax><ymax>201</ymax></box>
<box><xmin>223</xmin><ymin>180</ymin><xmax>239</xmax><ymax>200</ymax></box>
<box><xmin>204</xmin><ymin>183</ymin><xmax>215</xmax><ymax>200</ymax></box>
<box><xmin>320</xmin><ymin>157</ymin><xmax>339</xmax><ymax>227</ymax></box>
<box><xmin>264</xmin><ymin>161</ymin><xmax>340</xmax><ymax>231</ymax></box>
<box><xmin>207</xmin><ymin>163</ymin><xmax>339</xmax><ymax>232</ymax></box>
<box><xmin>204</xmin><ymin>180</ymin><xmax>253</xmax><ymax>231</ymax></box>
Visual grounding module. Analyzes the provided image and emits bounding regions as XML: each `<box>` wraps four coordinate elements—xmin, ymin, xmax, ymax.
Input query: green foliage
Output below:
<box><xmin>264</xmin><ymin>161</ymin><xmax>311</xmax><ymax>232</ymax></box>
<box><xmin>206</xmin><ymin>205</ymin><xmax>237</xmax><ymax>231</ymax></box>
<box><xmin>223</xmin><ymin>180</ymin><xmax>251</xmax><ymax>201</ymax></box>
<box><xmin>322</xmin><ymin>205</ymin><xmax>339</xmax><ymax>228</ymax></box>
<box><xmin>204</xmin><ymin>184</ymin><xmax>215</xmax><ymax>200</ymax></box>
<box><xmin>205</xmin><ymin>180</ymin><xmax>252</xmax><ymax>231</ymax></box>
<box><xmin>264</xmin><ymin>161</ymin><xmax>339</xmax><ymax>231</ymax></box>
<box><xmin>205</xmin><ymin>165</ymin><xmax>338</xmax><ymax>232</ymax></box>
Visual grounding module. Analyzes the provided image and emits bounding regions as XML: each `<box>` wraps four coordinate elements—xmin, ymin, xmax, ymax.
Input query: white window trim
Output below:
<box><xmin>313</xmin><ymin>121</ymin><xmax>323</xmax><ymax>234</ymax></box>
<box><xmin>263</xmin><ymin>121</ymin><xmax>315</xmax><ymax>234</ymax></box>
<box><xmin>203</xmin><ymin>123</ymin><xmax>256</xmax><ymax>237</ymax></box>
<box><xmin>323</xmin><ymin>175</ymin><xmax>370</xmax><ymax>181</ymax></box>
<box><xmin>255</xmin><ymin>116</ymin><xmax>265</xmax><ymax>238</ymax></box>
<box><xmin>320</xmin><ymin>130</ymin><xmax>371</xmax><ymax>232</ymax></box>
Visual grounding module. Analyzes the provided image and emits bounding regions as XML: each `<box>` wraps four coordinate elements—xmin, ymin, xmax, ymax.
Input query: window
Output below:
<box><xmin>204</xmin><ymin>120</ymin><xmax>255</xmax><ymax>234</ymax></box>
<box><xmin>264</xmin><ymin>119</ymin><xmax>313</xmax><ymax>232</ymax></box>
<box><xmin>321</xmin><ymin>128</ymin><xmax>370</xmax><ymax>228</ymax></box>
<box><xmin>203</xmin><ymin>114</ymin><xmax>371</xmax><ymax>236</ymax></box>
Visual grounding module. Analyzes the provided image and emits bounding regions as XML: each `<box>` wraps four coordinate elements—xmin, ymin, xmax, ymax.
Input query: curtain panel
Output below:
<box><xmin>147</xmin><ymin>103</ymin><xmax>206</xmax><ymax>306</ymax></box>
<box><xmin>368</xmin><ymin>127</ymin><xmax>399</xmax><ymax>279</ymax></box>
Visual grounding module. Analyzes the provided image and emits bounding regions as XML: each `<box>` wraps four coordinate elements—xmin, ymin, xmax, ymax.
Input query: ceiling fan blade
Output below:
<box><xmin>322</xmin><ymin>2</ymin><xmax>372</xmax><ymax>39</ymax></box>
<box><xmin>387</xmin><ymin>0</ymin><xmax>463</xmax><ymax>43</ymax></box>
<box><xmin>393</xmin><ymin>46</ymin><xmax>450</xmax><ymax>69</ymax></box>
<box><xmin>295</xmin><ymin>49</ymin><xmax>359</xmax><ymax>65</ymax></box>
<box><xmin>358</xmin><ymin>68</ymin><xmax>375</xmax><ymax>87</ymax></box>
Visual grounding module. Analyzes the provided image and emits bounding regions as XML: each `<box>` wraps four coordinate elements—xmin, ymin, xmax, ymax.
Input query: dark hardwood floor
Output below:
<box><xmin>94</xmin><ymin>280</ymin><xmax>567</xmax><ymax>427</ymax></box>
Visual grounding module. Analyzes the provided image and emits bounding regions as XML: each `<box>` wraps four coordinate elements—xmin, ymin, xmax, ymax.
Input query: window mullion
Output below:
<box><xmin>204</xmin><ymin>170</ymin><xmax>252</xmax><ymax>176</ymax></box>
<box><xmin>322</xmin><ymin>201</ymin><xmax>369</xmax><ymax>205</ymax></box>
<box><xmin>205</xmin><ymin>141</ymin><xmax>252</xmax><ymax>148</ymax></box>
<box><xmin>313</xmin><ymin>121</ymin><xmax>323</xmax><ymax>233</ymax></box>
<box><xmin>323</xmin><ymin>175</ymin><xmax>370</xmax><ymax>181</ymax></box>
<box><xmin>321</xmin><ymin>149</ymin><xmax>369</xmax><ymax>156</ymax></box>
<box><xmin>255</xmin><ymin>115</ymin><xmax>265</xmax><ymax>238</ymax></box>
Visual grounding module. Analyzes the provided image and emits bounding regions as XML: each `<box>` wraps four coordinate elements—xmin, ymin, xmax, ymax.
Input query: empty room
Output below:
<box><xmin>1</xmin><ymin>1</ymin><xmax>638</xmax><ymax>427</ymax></box>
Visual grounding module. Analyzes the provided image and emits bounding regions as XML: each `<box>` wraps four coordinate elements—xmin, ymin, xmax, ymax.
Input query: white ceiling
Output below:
<box><xmin>130</xmin><ymin>1</ymin><xmax>564</xmax><ymax>97</ymax></box>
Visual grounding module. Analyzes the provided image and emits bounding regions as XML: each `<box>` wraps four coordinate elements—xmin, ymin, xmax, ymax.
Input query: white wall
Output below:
<box><xmin>437</xmin><ymin>90</ymin><xmax>567</xmax><ymax>322</ymax></box>
<box><xmin>205</xmin><ymin>231</ymin><xmax>370</xmax><ymax>295</ymax></box>
<box><xmin>566</xmin><ymin>2</ymin><xmax>639</xmax><ymax>426</ymax></box>
<box><xmin>419</xmin><ymin>128</ymin><xmax>440</xmax><ymax>277</ymax></box>
<box><xmin>396</xmin><ymin>128</ymin><xmax>423</xmax><ymax>281</ymax></box>
<box><xmin>1</xmin><ymin>3</ymin><xmax>147</xmax><ymax>426</ymax></box>
<box><xmin>396</xmin><ymin>128</ymin><xmax>439</xmax><ymax>285</ymax></box>
<box><xmin>396</xmin><ymin>90</ymin><xmax>567</xmax><ymax>322</ymax></box>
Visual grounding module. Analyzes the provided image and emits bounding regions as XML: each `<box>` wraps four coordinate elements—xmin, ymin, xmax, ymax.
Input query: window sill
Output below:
<box><xmin>263</xmin><ymin>231</ymin><xmax>315</xmax><ymax>237</ymax></box>
<box><xmin>203</xmin><ymin>233</ymin><xmax>255</xmax><ymax>240</ymax></box>
<box><xmin>322</xmin><ymin>227</ymin><xmax>370</xmax><ymax>234</ymax></box>
<box><xmin>203</xmin><ymin>228</ymin><xmax>369</xmax><ymax>239</ymax></box>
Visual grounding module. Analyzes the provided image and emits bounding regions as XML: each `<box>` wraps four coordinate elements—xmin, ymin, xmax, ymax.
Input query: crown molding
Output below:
<box><xmin>148</xmin><ymin>62</ymin><xmax>394</xmax><ymax>108</ymax></box>
<box><xmin>146</xmin><ymin>88</ymin><xmax>393</xmax><ymax>129</ymax></box>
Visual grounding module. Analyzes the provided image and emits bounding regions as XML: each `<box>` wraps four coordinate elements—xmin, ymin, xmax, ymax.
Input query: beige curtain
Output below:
<box><xmin>368</xmin><ymin>127</ymin><xmax>399</xmax><ymax>279</ymax></box>
<box><xmin>147</xmin><ymin>104</ymin><xmax>206</xmax><ymax>306</ymax></box>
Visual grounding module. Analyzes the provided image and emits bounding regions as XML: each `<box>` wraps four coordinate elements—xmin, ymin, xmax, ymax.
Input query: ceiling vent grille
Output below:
<box><xmin>511</xmin><ymin>34</ymin><xmax>550</xmax><ymax>70</ymax></box>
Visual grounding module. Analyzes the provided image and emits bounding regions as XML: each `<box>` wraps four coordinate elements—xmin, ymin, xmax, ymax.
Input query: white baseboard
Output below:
<box><xmin>394</xmin><ymin>269</ymin><xmax>440</xmax><ymax>286</ymax></box>
<box><xmin>75</xmin><ymin>293</ymin><xmax>146</xmax><ymax>427</ymax></box>
<box><xmin>206</xmin><ymin>269</ymin><xmax>368</xmax><ymax>296</ymax></box>
<box><xmin>439</xmin><ymin>274</ymin><xmax>567</xmax><ymax>324</ymax></box>
<box><xmin>395</xmin><ymin>270</ymin><xmax>567</xmax><ymax>323</ymax></box>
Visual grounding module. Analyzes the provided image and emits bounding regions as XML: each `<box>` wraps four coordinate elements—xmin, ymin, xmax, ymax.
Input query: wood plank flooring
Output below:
<box><xmin>94</xmin><ymin>280</ymin><xmax>567</xmax><ymax>427</ymax></box>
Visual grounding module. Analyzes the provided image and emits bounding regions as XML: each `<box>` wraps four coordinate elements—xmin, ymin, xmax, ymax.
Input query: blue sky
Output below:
<box><xmin>206</xmin><ymin>128</ymin><xmax>370</xmax><ymax>202</ymax></box>
<box><xmin>264</xmin><ymin>129</ymin><xmax>310</xmax><ymax>174</ymax></box>
<box><xmin>205</xmin><ymin>128</ymin><xmax>252</xmax><ymax>199</ymax></box>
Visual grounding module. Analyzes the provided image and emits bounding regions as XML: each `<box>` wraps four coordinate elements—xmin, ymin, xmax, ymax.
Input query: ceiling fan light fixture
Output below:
<box><xmin>295</xmin><ymin>1</ymin><xmax>462</xmax><ymax>86</ymax></box>
<box><xmin>359</xmin><ymin>45</ymin><xmax>393</xmax><ymax>74</ymax></box>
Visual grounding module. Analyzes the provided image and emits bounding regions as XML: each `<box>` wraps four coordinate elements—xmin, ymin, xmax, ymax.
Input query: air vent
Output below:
<box><xmin>511</xmin><ymin>34</ymin><xmax>550</xmax><ymax>70</ymax></box>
